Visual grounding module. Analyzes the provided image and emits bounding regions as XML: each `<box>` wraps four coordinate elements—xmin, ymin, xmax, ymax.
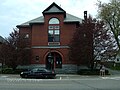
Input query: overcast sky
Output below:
<box><xmin>0</xmin><ymin>0</ymin><xmax>109</xmax><ymax>38</ymax></box>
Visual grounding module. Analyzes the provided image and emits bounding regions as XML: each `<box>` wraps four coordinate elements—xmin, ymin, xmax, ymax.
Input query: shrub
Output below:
<box><xmin>0</xmin><ymin>68</ymin><xmax>28</xmax><ymax>74</ymax></box>
<box><xmin>14</xmin><ymin>69</ymin><xmax>28</xmax><ymax>74</ymax></box>
<box><xmin>2</xmin><ymin>68</ymin><xmax>14</xmax><ymax>74</ymax></box>
<box><xmin>111</xmin><ymin>66</ymin><xmax>120</xmax><ymax>70</ymax></box>
<box><xmin>77</xmin><ymin>69</ymin><xmax>110</xmax><ymax>75</ymax></box>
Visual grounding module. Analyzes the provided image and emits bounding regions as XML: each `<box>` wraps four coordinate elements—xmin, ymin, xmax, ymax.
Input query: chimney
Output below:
<box><xmin>84</xmin><ymin>11</ymin><xmax>87</xmax><ymax>22</ymax></box>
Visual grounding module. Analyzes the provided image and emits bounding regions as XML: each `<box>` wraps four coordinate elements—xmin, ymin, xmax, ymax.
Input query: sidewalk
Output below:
<box><xmin>0</xmin><ymin>74</ymin><xmax>99</xmax><ymax>79</ymax></box>
<box><xmin>56</xmin><ymin>74</ymin><xmax>99</xmax><ymax>79</ymax></box>
<box><xmin>0</xmin><ymin>68</ymin><xmax>120</xmax><ymax>79</ymax></box>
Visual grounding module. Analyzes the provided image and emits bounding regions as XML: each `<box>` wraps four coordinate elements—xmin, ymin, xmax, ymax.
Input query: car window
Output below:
<box><xmin>45</xmin><ymin>69</ymin><xmax>51</xmax><ymax>72</ymax></box>
<box><xmin>31</xmin><ymin>68</ymin><xmax>50</xmax><ymax>73</ymax></box>
<box><xmin>31</xmin><ymin>68</ymin><xmax>38</xmax><ymax>72</ymax></box>
<box><xmin>38</xmin><ymin>70</ymin><xmax>46</xmax><ymax>73</ymax></box>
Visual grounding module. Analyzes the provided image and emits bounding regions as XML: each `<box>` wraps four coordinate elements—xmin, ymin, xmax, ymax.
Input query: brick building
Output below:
<box><xmin>0</xmin><ymin>36</ymin><xmax>5</xmax><ymax>66</ymax></box>
<box><xmin>0</xmin><ymin>36</ymin><xmax>5</xmax><ymax>44</ymax></box>
<box><xmin>17</xmin><ymin>2</ymin><xmax>93</xmax><ymax>73</ymax></box>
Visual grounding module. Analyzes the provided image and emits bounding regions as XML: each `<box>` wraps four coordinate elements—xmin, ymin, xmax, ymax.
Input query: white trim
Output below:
<box><xmin>32</xmin><ymin>46</ymin><xmax>69</xmax><ymax>49</ymax></box>
<box><xmin>48</xmin><ymin>42</ymin><xmax>60</xmax><ymax>46</ymax></box>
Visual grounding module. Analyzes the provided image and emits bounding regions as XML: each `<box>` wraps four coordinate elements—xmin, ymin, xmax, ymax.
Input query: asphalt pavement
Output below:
<box><xmin>0</xmin><ymin>70</ymin><xmax>120</xmax><ymax>90</ymax></box>
<box><xmin>0</xmin><ymin>73</ymin><xmax>120</xmax><ymax>90</ymax></box>
<box><xmin>0</xmin><ymin>68</ymin><xmax>120</xmax><ymax>79</ymax></box>
<box><xmin>0</xmin><ymin>72</ymin><xmax>120</xmax><ymax>80</ymax></box>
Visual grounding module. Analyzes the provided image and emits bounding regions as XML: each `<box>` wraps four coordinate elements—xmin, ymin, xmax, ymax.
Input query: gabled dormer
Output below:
<box><xmin>42</xmin><ymin>2</ymin><xmax>66</xmax><ymax>18</ymax></box>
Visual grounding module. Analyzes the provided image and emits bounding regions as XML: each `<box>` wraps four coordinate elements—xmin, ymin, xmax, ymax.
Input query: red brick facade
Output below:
<box><xmin>17</xmin><ymin>2</ymin><xmax>93</xmax><ymax>73</ymax></box>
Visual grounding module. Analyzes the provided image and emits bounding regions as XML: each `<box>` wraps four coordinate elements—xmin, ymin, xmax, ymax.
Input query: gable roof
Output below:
<box><xmin>64</xmin><ymin>13</ymin><xmax>82</xmax><ymax>23</ymax></box>
<box><xmin>42</xmin><ymin>2</ymin><xmax>66</xmax><ymax>16</ymax></box>
<box><xmin>17</xmin><ymin>13</ymin><xmax>82</xmax><ymax>27</ymax></box>
<box><xmin>17</xmin><ymin>16</ymin><xmax>44</xmax><ymax>27</ymax></box>
<box><xmin>17</xmin><ymin>2</ymin><xmax>82</xmax><ymax>27</ymax></box>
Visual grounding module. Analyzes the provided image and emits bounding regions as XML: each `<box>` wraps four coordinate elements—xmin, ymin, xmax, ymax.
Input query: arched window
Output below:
<box><xmin>48</xmin><ymin>18</ymin><xmax>60</xmax><ymax>43</ymax></box>
<box><xmin>49</xmin><ymin>18</ymin><xmax>60</xmax><ymax>24</ymax></box>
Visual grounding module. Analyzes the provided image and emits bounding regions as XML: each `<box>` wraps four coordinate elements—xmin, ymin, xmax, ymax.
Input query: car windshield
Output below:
<box><xmin>31</xmin><ymin>68</ymin><xmax>38</xmax><ymax>72</ymax></box>
<box><xmin>31</xmin><ymin>68</ymin><xmax>49</xmax><ymax>72</ymax></box>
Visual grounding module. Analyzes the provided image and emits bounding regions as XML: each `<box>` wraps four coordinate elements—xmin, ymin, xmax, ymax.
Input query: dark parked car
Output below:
<box><xmin>20</xmin><ymin>68</ymin><xmax>56</xmax><ymax>79</ymax></box>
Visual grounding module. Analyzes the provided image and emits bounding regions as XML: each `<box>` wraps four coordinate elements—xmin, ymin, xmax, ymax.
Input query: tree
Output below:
<box><xmin>97</xmin><ymin>0</ymin><xmax>120</xmax><ymax>51</ymax></box>
<box><xmin>0</xmin><ymin>28</ymin><xmax>30</xmax><ymax>70</ymax></box>
<box><xmin>0</xmin><ymin>43</ymin><xmax>11</xmax><ymax>72</ymax></box>
<box><xmin>69</xmin><ymin>14</ymin><xmax>116</xmax><ymax>69</ymax></box>
<box><xmin>93</xmin><ymin>18</ymin><xmax>117</xmax><ymax>62</ymax></box>
<box><xmin>69</xmin><ymin>15</ymin><xmax>94</xmax><ymax>68</ymax></box>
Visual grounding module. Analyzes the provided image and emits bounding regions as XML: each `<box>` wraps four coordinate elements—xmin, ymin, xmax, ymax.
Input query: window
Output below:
<box><xmin>25</xmin><ymin>34</ymin><xmax>29</xmax><ymax>38</ymax></box>
<box><xmin>32</xmin><ymin>68</ymin><xmax>38</xmax><ymax>72</ymax></box>
<box><xmin>48</xmin><ymin>26</ymin><xmax>54</xmax><ymax>29</ymax></box>
<box><xmin>54</xmin><ymin>26</ymin><xmax>60</xmax><ymax>29</ymax></box>
<box><xmin>35</xmin><ymin>56</ymin><xmax>39</xmax><ymax>62</ymax></box>
<box><xmin>49</xmin><ymin>18</ymin><xmax>60</xmax><ymax>24</ymax></box>
<box><xmin>48</xmin><ymin>18</ymin><xmax>60</xmax><ymax>43</ymax></box>
<box><xmin>21</xmin><ymin>33</ymin><xmax>30</xmax><ymax>46</ymax></box>
<box><xmin>48</xmin><ymin>27</ymin><xmax>60</xmax><ymax>42</ymax></box>
<box><xmin>54</xmin><ymin>30</ymin><xmax>59</xmax><ymax>34</ymax></box>
<box><xmin>56</xmin><ymin>57</ymin><xmax>62</xmax><ymax>68</ymax></box>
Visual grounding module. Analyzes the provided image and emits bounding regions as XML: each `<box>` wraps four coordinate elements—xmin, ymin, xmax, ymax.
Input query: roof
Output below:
<box><xmin>17</xmin><ymin>16</ymin><xmax>44</xmax><ymax>27</ymax></box>
<box><xmin>17</xmin><ymin>2</ymin><xmax>82</xmax><ymax>27</ymax></box>
<box><xmin>17</xmin><ymin>13</ymin><xmax>82</xmax><ymax>27</ymax></box>
<box><xmin>64</xmin><ymin>13</ymin><xmax>82</xmax><ymax>23</ymax></box>
<box><xmin>0</xmin><ymin>36</ymin><xmax>5</xmax><ymax>43</ymax></box>
<box><xmin>42</xmin><ymin>2</ymin><xmax>66</xmax><ymax>15</ymax></box>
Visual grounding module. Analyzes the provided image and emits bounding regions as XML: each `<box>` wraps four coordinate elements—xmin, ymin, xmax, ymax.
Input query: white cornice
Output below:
<box><xmin>32</xmin><ymin>46</ymin><xmax>69</xmax><ymax>49</ymax></box>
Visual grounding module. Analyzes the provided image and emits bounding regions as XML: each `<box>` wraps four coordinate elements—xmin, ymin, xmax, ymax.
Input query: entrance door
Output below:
<box><xmin>46</xmin><ymin>52</ymin><xmax>62</xmax><ymax>70</ymax></box>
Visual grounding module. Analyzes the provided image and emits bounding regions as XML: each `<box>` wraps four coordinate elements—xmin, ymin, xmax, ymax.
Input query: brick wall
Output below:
<box><xmin>18</xmin><ymin>13</ymin><xmax>93</xmax><ymax>67</ymax></box>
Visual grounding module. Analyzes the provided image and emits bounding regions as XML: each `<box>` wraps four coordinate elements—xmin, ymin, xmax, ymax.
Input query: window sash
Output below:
<box><xmin>48</xmin><ymin>30</ymin><xmax>54</xmax><ymax>35</ymax></box>
<box><xmin>54</xmin><ymin>30</ymin><xmax>60</xmax><ymax>35</ymax></box>
<box><xmin>49</xmin><ymin>26</ymin><xmax>60</xmax><ymax>29</ymax></box>
<box><xmin>49</xmin><ymin>18</ymin><xmax>60</xmax><ymax>24</ymax></box>
<box><xmin>48</xmin><ymin>36</ymin><xmax>54</xmax><ymax>42</ymax></box>
<box><xmin>48</xmin><ymin>24</ymin><xmax>60</xmax><ymax>42</ymax></box>
<box><xmin>54</xmin><ymin>35</ymin><xmax>60</xmax><ymax>42</ymax></box>
<box><xmin>48</xmin><ymin>26</ymin><xmax>54</xmax><ymax>29</ymax></box>
<box><xmin>54</xmin><ymin>26</ymin><xmax>60</xmax><ymax>29</ymax></box>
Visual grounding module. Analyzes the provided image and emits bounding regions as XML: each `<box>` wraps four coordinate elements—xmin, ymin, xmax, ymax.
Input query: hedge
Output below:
<box><xmin>77</xmin><ymin>69</ymin><xmax>110</xmax><ymax>75</ymax></box>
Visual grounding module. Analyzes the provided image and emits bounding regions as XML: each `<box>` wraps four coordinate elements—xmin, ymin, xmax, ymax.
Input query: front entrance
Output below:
<box><xmin>46</xmin><ymin>52</ymin><xmax>62</xmax><ymax>70</ymax></box>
